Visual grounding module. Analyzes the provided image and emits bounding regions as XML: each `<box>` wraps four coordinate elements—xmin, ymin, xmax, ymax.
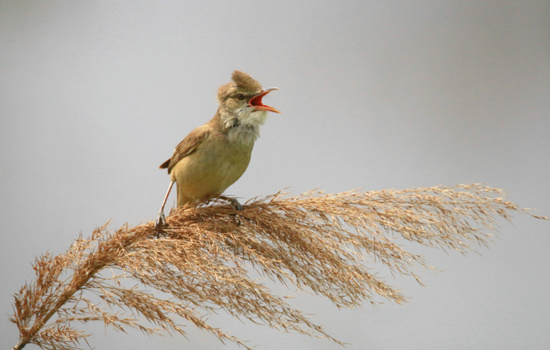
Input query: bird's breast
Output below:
<box><xmin>171</xmin><ymin>134</ymin><xmax>254</xmax><ymax>201</ymax></box>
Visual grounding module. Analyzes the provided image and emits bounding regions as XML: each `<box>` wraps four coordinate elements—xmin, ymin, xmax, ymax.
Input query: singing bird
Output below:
<box><xmin>156</xmin><ymin>70</ymin><xmax>280</xmax><ymax>227</ymax></box>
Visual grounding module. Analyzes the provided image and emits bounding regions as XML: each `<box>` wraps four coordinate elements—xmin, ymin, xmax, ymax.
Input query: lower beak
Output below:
<box><xmin>249</xmin><ymin>87</ymin><xmax>280</xmax><ymax>113</ymax></box>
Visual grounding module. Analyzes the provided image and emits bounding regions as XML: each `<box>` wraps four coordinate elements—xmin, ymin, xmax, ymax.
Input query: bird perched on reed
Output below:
<box><xmin>156</xmin><ymin>70</ymin><xmax>280</xmax><ymax>228</ymax></box>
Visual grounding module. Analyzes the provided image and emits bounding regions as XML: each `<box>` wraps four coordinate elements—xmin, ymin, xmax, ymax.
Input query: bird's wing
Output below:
<box><xmin>159</xmin><ymin>124</ymin><xmax>210</xmax><ymax>173</ymax></box>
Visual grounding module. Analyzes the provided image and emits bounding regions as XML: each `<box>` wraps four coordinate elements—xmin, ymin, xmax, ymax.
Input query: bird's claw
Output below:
<box><xmin>155</xmin><ymin>211</ymin><xmax>167</xmax><ymax>235</ymax></box>
<box><xmin>218</xmin><ymin>196</ymin><xmax>243</xmax><ymax>210</ymax></box>
<box><xmin>228</xmin><ymin>198</ymin><xmax>243</xmax><ymax>211</ymax></box>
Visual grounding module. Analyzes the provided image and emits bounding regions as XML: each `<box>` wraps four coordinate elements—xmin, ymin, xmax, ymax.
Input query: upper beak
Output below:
<box><xmin>249</xmin><ymin>87</ymin><xmax>280</xmax><ymax>113</ymax></box>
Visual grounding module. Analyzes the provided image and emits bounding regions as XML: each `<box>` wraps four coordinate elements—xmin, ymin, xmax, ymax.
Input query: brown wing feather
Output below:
<box><xmin>159</xmin><ymin>124</ymin><xmax>210</xmax><ymax>174</ymax></box>
<box><xmin>159</xmin><ymin>158</ymin><xmax>171</xmax><ymax>169</ymax></box>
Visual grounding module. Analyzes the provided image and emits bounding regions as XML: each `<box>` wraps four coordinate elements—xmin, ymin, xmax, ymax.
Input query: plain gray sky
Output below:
<box><xmin>1</xmin><ymin>1</ymin><xmax>549</xmax><ymax>349</ymax></box>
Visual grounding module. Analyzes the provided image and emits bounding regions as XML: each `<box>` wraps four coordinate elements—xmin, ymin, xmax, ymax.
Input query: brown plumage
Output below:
<box><xmin>156</xmin><ymin>71</ymin><xmax>279</xmax><ymax>227</ymax></box>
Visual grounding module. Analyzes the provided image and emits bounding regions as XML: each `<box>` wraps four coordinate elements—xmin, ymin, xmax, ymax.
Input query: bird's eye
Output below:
<box><xmin>236</xmin><ymin>93</ymin><xmax>246</xmax><ymax>101</ymax></box>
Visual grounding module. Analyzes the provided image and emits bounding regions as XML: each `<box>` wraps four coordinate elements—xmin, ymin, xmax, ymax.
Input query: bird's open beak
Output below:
<box><xmin>249</xmin><ymin>87</ymin><xmax>280</xmax><ymax>113</ymax></box>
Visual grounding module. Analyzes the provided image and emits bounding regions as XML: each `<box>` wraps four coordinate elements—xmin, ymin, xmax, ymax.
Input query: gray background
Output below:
<box><xmin>1</xmin><ymin>1</ymin><xmax>549</xmax><ymax>349</ymax></box>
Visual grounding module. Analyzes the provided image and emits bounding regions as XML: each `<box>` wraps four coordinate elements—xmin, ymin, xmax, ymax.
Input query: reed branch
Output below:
<box><xmin>10</xmin><ymin>184</ymin><xmax>547</xmax><ymax>350</ymax></box>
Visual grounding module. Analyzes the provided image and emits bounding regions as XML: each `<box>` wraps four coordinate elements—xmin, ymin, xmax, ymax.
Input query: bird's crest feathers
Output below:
<box><xmin>231</xmin><ymin>70</ymin><xmax>262</xmax><ymax>92</ymax></box>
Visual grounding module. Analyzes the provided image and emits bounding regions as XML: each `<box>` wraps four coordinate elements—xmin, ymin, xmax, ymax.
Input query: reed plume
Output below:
<box><xmin>10</xmin><ymin>184</ymin><xmax>547</xmax><ymax>350</ymax></box>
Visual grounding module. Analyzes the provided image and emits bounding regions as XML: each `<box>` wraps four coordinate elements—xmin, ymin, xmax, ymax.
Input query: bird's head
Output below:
<box><xmin>217</xmin><ymin>70</ymin><xmax>280</xmax><ymax>129</ymax></box>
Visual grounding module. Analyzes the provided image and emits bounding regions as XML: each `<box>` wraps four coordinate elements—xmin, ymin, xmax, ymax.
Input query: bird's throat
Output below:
<box><xmin>222</xmin><ymin>109</ymin><xmax>267</xmax><ymax>145</ymax></box>
<box><xmin>227</xmin><ymin>123</ymin><xmax>261</xmax><ymax>145</ymax></box>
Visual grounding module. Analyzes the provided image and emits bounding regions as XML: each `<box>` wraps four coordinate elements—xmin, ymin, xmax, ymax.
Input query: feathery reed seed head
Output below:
<box><xmin>10</xmin><ymin>184</ymin><xmax>547</xmax><ymax>350</ymax></box>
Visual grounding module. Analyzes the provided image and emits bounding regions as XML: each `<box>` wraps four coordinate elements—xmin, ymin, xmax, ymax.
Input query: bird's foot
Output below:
<box><xmin>229</xmin><ymin>198</ymin><xmax>243</xmax><ymax>211</ymax></box>
<box><xmin>154</xmin><ymin>211</ymin><xmax>167</xmax><ymax>236</ymax></box>
<box><xmin>219</xmin><ymin>196</ymin><xmax>243</xmax><ymax>211</ymax></box>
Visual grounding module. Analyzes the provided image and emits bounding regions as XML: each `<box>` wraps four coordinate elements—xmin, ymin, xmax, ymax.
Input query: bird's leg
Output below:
<box><xmin>155</xmin><ymin>181</ymin><xmax>175</xmax><ymax>232</ymax></box>
<box><xmin>219</xmin><ymin>195</ymin><xmax>243</xmax><ymax>211</ymax></box>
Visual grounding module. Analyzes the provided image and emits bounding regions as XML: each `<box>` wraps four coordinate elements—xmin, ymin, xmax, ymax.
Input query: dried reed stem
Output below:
<box><xmin>10</xmin><ymin>184</ymin><xmax>547</xmax><ymax>350</ymax></box>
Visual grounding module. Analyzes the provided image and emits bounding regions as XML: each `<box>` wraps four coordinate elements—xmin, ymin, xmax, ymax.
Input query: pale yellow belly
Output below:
<box><xmin>170</xmin><ymin>140</ymin><xmax>253</xmax><ymax>206</ymax></box>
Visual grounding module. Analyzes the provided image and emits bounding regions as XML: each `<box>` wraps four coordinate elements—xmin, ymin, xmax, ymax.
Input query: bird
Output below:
<box><xmin>155</xmin><ymin>70</ymin><xmax>280</xmax><ymax>228</ymax></box>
